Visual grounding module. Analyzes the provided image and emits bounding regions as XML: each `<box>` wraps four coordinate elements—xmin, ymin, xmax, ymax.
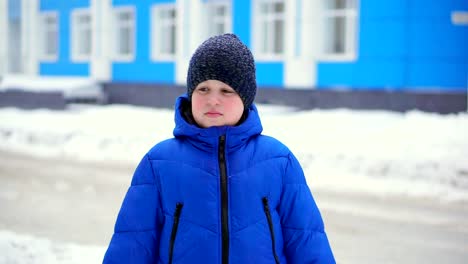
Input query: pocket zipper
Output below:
<box><xmin>262</xmin><ymin>197</ymin><xmax>280</xmax><ymax>264</ymax></box>
<box><xmin>168</xmin><ymin>202</ymin><xmax>184</xmax><ymax>264</ymax></box>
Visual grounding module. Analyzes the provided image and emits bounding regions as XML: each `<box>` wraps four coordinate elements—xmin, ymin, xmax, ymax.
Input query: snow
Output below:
<box><xmin>0</xmin><ymin>75</ymin><xmax>105</xmax><ymax>102</ymax></box>
<box><xmin>1</xmin><ymin>98</ymin><xmax>468</xmax><ymax>262</ymax></box>
<box><xmin>0</xmin><ymin>230</ymin><xmax>104</xmax><ymax>264</ymax></box>
<box><xmin>1</xmin><ymin>103</ymin><xmax>467</xmax><ymax>202</ymax></box>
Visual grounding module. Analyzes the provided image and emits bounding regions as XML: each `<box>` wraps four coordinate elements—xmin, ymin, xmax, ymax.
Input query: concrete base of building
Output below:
<box><xmin>103</xmin><ymin>82</ymin><xmax>467</xmax><ymax>114</ymax></box>
<box><xmin>0</xmin><ymin>90</ymin><xmax>66</xmax><ymax>110</ymax></box>
<box><xmin>257</xmin><ymin>88</ymin><xmax>467</xmax><ymax>114</ymax></box>
<box><xmin>102</xmin><ymin>82</ymin><xmax>186</xmax><ymax>109</ymax></box>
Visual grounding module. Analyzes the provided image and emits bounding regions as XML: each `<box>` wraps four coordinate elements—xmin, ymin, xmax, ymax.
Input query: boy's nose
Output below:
<box><xmin>207</xmin><ymin>93</ymin><xmax>221</xmax><ymax>105</ymax></box>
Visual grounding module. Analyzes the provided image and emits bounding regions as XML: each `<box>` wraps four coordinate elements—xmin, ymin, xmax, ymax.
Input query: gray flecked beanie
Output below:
<box><xmin>187</xmin><ymin>33</ymin><xmax>257</xmax><ymax>109</ymax></box>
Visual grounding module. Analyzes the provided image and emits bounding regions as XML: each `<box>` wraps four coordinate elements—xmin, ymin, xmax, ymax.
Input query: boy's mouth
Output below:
<box><xmin>205</xmin><ymin>111</ymin><xmax>222</xmax><ymax>118</ymax></box>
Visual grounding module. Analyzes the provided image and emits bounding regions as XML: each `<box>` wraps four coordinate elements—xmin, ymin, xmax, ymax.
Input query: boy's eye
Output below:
<box><xmin>222</xmin><ymin>89</ymin><xmax>235</xmax><ymax>94</ymax></box>
<box><xmin>196</xmin><ymin>87</ymin><xmax>208</xmax><ymax>93</ymax></box>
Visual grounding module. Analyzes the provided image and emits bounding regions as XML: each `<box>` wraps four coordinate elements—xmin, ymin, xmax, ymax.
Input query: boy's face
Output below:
<box><xmin>191</xmin><ymin>80</ymin><xmax>244</xmax><ymax>128</ymax></box>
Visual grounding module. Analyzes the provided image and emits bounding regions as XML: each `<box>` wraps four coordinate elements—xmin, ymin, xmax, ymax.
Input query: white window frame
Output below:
<box><xmin>151</xmin><ymin>4</ymin><xmax>177</xmax><ymax>61</ymax></box>
<box><xmin>319</xmin><ymin>0</ymin><xmax>358</xmax><ymax>61</ymax></box>
<box><xmin>39</xmin><ymin>11</ymin><xmax>59</xmax><ymax>61</ymax></box>
<box><xmin>203</xmin><ymin>0</ymin><xmax>232</xmax><ymax>38</ymax></box>
<box><xmin>71</xmin><ymin>8</ymin><xmax>92</xmax><ymax>62</ymax></box>
<box><xmin>253</xmin><ymin>0</ymin><xmax>286</xmax><ymax>61</ymax></box>
<box><xmin>113</xmin><ymin>6</ymin><xmax>135</xmax><ymax>62</ymax></box>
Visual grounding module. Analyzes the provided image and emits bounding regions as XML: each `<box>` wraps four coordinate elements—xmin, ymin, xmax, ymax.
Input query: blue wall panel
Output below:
<box><xmin>113</xmin><ymin>0</ymin><xmax>174</xmax><ymax>6</ymax></box>
<box><xmin>406</xmin><ymin>0</ymin><xmax>467</xmax><ymax>88</ymax></box>
<box><xmin>112</xmin><ymin>62</ymin><xmax>175</xmax><ymax>83</ymax></box>
<box><xmin>36</xmin><ymin>0</ymin><xmax>466</xmax><ymax>90</ymax></box>
<box><xmin>408</xmin><ymin>61</ymin><xmax>467</xmax><ymax>90</ymax></box>
<box><xmin>39</xmin><ymin>0</ymin><xmax>90</xmax><ymax>76</ymax></box>
<box><xmin>318</xmin><ymin>60</ymin><xmax>405</xmax><ymax>89</ymax></box>
<box><xmin>409</xmin><ymin>21</ymin><xmax>468</xmax><ymax>58</ymax></box>
<box><xmin>318</xmin><ymin>0</ymin><xmax>468</xmax><ymax>91</ymax></box>
<box><xmin>358</xmin><ymin>0</ymin><xmax>411</xmax><ymax>20</ymax></box>
<box><xmin>360</xmin><ymin>0</ymin><xmax>407</xmax><ymax>18</ymax></box>
<box><xmin>111</xmin><ymin>0</ymin><xmax>176</xmax><ymax>83</ymax></box>
<box><xmin>40</xmin><ymin>63</ymin><xmax>89</xmax><ymax>76</ymax></box>
<box><xmin>256</xmin><ymin>63</ymin><xmax>284</xmax><ymax>87</ymax></box>
<box><xmin>233</xmin><ymin>0</ymin><xmax>252</xmax><ymax>47</ymax></box>
<box><xmin>113</xmin><ymin>0</ymin><xmax>173</xmax><ymax>5</ymax></box>
<box><xmin>359</xmin><ymin>20</ymin><xmax>406</xmax><ymax>58</ymax></box>
<box><xmin>317</xmin><ymin>63</ymin><xmax>354</xmax><ymax>88</ymax></box>
<box><xmin>410</xmin><ymin>0</ymin><xmax>467</xmax><ymax>18</ymax></box>
<box><xmin>351</xmin><ymin>60</ymin><xmax>405</xmax><ymax>89</ymax></box>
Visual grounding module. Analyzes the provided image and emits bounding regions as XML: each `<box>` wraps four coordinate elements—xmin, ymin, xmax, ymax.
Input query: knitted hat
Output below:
<box><xmin>187</xmin><ymin>33</ymin><xmax>257</xmax><ymax>109</ymax></box>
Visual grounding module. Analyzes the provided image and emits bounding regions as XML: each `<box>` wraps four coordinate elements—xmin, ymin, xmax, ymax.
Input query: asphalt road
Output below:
<box><xmin>1</xmin><ymin>150</ymin><xmax>467</xmax><ymax>263</ymax></box>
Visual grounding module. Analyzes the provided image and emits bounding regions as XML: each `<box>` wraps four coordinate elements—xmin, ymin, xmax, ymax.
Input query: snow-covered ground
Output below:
<box><xmin>1</xmin><ymin>103</ymin><xmax>467</xmax><ymax>201</ymax></box>
<box><xmin>0</xmin><ymin>230</ymin><xmax>104</xmax><ymax>264</ymax></box>
<box><xmin>1</xmin><ymin>102</ymin><xmax>468</xmax><ymax>263</ymax></box>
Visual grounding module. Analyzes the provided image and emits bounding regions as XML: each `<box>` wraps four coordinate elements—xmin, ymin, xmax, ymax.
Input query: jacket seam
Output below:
<box><xmin>147</xmin><ymin>156</ymin><xmax>288</xmax><ymax>173</ymax></box>
<box><xmin>229</xmin><ymin>156</ymin><xmax>288</xmax><ymax>176</ymax></box>
<box><xmin>114</xmin><ymin>228</ymin><xmax>156</xmax><ymax>234</ymax></box>
<box><xmin>280</xmin><ymin>153</ymin><xmax>292</xmax><ymax>204</ymax></box>
<box><xmin>146</xmin><ymin>154</ymin><xmax>159</xmax><ymax>189</ymax></box>
<box><xmin>135</xmin><ymin>230</ymin><xmax>154</xmax><ymax>259</ymax></box>
<box><xmin>282</xmin><ymin>226</ymin><xmax>325</xmax><ymax>233</ymax></box>
<box><xmin>147</xmin><ymin>158</ymin><xmax>218</xmax><ymax>178</ymax></box>
<box><xmin>146</xmin><ymin>154</ymin><xmax>164</xmax><ymax>206</ymax></box>
<box><xmin>162</xmin><ymin>213</ymin><xmax>218</xmax><ymax>235</ymax></box>
<box><xmin>230</xmin><ymin>216</ymin><xmax>264</xmax><ymax>234</ymax></box>
<box><xmin>146</xmin><ymin>153</ymin><xmax>165</xmax><ymax>231</ymax></box>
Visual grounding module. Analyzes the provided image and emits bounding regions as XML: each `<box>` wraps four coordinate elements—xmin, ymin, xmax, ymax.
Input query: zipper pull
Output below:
<box><xmin>262</xmin><ymin>197</ymin><xmax>269</xmax><ymax>209</ymax></box>
<box><xmin>174</xmin><ymin>202</ymin><xmax>184</xmax><ymax>218</ymax></box>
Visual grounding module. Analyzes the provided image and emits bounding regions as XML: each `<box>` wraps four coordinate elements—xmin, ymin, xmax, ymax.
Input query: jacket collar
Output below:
<box><xmin>173</xmin><ymin>94</ymin><xmax>263</xmax><ymax>150</ymax></box>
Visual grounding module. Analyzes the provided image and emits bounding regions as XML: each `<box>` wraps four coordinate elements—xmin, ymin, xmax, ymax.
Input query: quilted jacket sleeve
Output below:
<box><xmin>278</xmin><ymin>153</ymin><xmax>335</xmax><ymax>264</ymax></box>
<box><xmin>103</xmin><ymin>154</ymin><xmax>163</xmax><ymax>263</ymax></box>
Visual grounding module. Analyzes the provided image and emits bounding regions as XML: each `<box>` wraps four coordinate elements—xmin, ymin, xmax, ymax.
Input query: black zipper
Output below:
<box><xmin>168</xmin><ymin>202</ymin><xmax>184</xmax><ymax>264</ymax></box>
<box><xmin>218</xmin><ymin>135</ymin><xmax>229</xmax><ymax>264</ymax></box>
<box><xmin>262</xmin><ymin>197</ymin><xmax>280</xmax><ymax>264</ymax></box>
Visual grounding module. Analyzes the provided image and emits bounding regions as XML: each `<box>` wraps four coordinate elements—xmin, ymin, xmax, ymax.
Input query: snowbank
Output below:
<box><xmin>0</xmin><ymin>75</ymin><xmax>105</xmax><ymax>103</ymax></box>
<box><xmin>0</xmin><ymin>230</ymin><xmax>104</xmax><ymax>264</ymax></box>
<box><xmin>1</xmin><ymin>104</ymin><xmax>467</xmax><ymax>202</ymax></box>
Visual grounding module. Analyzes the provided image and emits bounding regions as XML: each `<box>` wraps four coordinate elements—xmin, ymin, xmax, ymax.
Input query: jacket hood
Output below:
<box><xmin>173</xmin><ymin>94</ymin><xmax>263</xmax><ymax>150</ymax></box>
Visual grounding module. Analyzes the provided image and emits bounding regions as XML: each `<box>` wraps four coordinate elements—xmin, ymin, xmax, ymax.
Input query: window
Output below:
<box><xmin>71</xmin><ymin>9</ymin><xmax>91</xmax><ymax>61</ymax></box>
<box><xmin>254</xmin><ymin>0</ymin><xmax>285</xmax><ymax>59</ymax></box>
<box><xmin>113</xmin><ymin>7</ymin><xmax>135</xmax><ymax>61</ymax></box>
<box><xmin>204</xmin><ymin>1</ymin><xmax>232</xmax><ymax>37</ymax></box>
<box><xmin>151</xmin><ymin>4</ymin><xmax>177</xmax><ymax>60</ymax></box>
<box><xmin>39</xmin><ymin>12</ymin><xmax>58</xmax><ymax>61</ymax></box>
<box><xmin>321</xmin><ymin>0</ymin><xmax>358</xmax><ymax>60</ymax></box>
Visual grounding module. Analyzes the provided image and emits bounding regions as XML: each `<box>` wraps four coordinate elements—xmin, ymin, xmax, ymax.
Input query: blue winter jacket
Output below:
<box><xmin>103</xmin><ymin>95</ymin><xmax>335</xmax><ymax>264</ymax></box>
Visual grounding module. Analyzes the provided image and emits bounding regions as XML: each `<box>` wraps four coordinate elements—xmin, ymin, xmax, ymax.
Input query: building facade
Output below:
<box><xmin>1</xmin><ymin>0</ymin><xmax>467</xmax><ymax>93</ymax></box>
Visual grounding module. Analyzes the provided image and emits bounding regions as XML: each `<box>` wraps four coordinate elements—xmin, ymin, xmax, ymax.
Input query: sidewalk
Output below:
<box><xmin>1</xmin><ymin>150</ymin><xmax>467</xmax><ymax>263</ymax></box>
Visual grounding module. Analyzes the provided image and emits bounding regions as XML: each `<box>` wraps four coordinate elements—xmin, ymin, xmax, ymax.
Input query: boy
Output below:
<box><xmin>103</xmin><ymin>33</ymin><xmax>335</xmax><ymax>264</ymax></box>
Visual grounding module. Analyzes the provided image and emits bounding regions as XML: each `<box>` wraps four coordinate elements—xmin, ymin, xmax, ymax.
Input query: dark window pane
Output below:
<box><xmin>334</xmin><ymin>16</ymin><xmax>345</xmax><ymax>53</ymax></box>
<box><xmin>274</xmin><ymin>19</ymin><xmax>283</xmax><ymax>53</ymax></box>
<box><xmin>274</xmin><ymin>2</ymin><xmax>284</xmax><ymax>13</ymax></box>
<box><xmin>170</xmin><ymin>24</ymin><xmax>176</xmax><ymax>54</ymax></box>
<box><xmin>326</xmin><ymin>0</ymin><xmax>346</xmax><ymax>10</ymax></box>
<box><xmin>216</xmin><ymin>6</ymin><xmax>225</xmax><ymax>16</ymax></box>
